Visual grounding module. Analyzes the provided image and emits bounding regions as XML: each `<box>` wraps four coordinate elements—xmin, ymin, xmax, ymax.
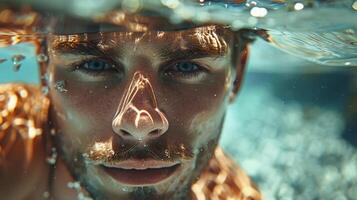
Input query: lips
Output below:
<box><xmin>101</xmin><ymin>159</ymin><xmax>180</xmax><ymax>186</ymax></box>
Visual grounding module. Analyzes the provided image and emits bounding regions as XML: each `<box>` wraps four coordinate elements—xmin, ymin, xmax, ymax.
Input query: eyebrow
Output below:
<box><xmin>50</xmin><ymin>41</ymin><xmax>118</xmax><ymax>58</ymax></box>
<box><xmin>51</xmin><ymin>41</ymin><xmax>228</xmax><ymax>64</ymax></box>
<box><xmin>158</xmin><ymin>46</ymin><xmax>226</xmax><ymax>62</ymax></box>
<box><xmin>49</xmin><ymin>29</ymin><xmax>230</xmax><ymax>61</ymax></box>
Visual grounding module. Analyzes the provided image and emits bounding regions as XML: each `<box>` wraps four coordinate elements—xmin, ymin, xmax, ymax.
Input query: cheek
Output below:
<box><xmin>159</xmin><ymin>70</ymin><xmax>231</xmax><ymax>148</ymax></box>
<box><xmin>48</xmin><ymin>68</ymin><xmax>123</xmax><ymax>151</ymax></box>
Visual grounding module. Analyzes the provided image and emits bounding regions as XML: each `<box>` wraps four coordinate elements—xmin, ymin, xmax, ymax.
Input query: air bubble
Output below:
<box><xmin>78</xmin><ymin>192</ymin><xmax>93</xmax><ymax>200</ymax></box>
<box><xmin>11</xmin><ymin>54</ymin><xmax>25</xmax><ymax>72</ymax></box>
<box><xmin>0</xmin><ymin>58</ymin><xmax>7</xmax><ymax>64</ymax></box>
<box><xmin>41</xmin><ymin>86</ymin><xmax>49</xmax><ymax>95</ymax></box>
<box><xmin>165</xmin><ymin>149</ymin><xmax>170</xmax><ymax>158</ymax></box>
<box><xmin>37</xmin><ymin>53</ymin><xmax>48</xmax><ymax>63</ymax></box>
<box><xmin>41</xmin><ymin>73</ymin><xmax>49</xmax><ymax>82</ymax></box>
<box><xmin>46</xmin><ymin>156</ymin><xmax>57</xmax><ymax>165</ymax></box>
<box><xmin>246</xmin><ymin>1</ymin><xmax>257</xmax><ymax>7</ymax></box>
<box><xmin>55</xmin><ymin>80</ymin><xmax>68</xmax><ymax>93</ymax></box>
<box><xmin>43</xmin><ymin>191</ymin><xmax>50</xmax><ymax>198</ymax></box>
<box><xmin>294</xmin><ymin>3</ymin><xmax>304</xmax><ymax>11</ymax></box>
<box><xmin>250</xmin><ymin>7</ymin><xmax>268</xmax><ymax>18</ymax></box>
<box><xmin>67</xmin><ymin>181</ymin><xmax>81</xmax><ymax>190</ymax></box>
<box><xmin>353</xmin><ymin>1</ymin><xmax>357</xmax><ymax>11</ymax></box>
<box><xmin>46</xmin><ymin>147</ymin><xmax>57</xmax><ymax>165</ymax></box>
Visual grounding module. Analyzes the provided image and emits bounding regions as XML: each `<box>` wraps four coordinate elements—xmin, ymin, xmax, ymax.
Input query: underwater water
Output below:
<box><xmin>0</xmin><ymin>0</ymin><xmax>357</xmax><ymax>199</ymax></box>
<box><xmin>222</xmin><ymin>42</ymin><xmax>357</xmax><ymax>199</ymax></box>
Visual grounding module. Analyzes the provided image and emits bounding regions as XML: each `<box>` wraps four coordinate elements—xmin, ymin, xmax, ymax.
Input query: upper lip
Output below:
<box><xmin>102</xmin><ymin>159</ymin><xmax>180</xmax><ymax>170</ymax></box>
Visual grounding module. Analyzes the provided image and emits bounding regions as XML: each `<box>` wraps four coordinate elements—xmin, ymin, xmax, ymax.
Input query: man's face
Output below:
<box><xmin>47</xmin><ymin>25</ymin><xmax>240</xmax><ymax>199</ymax></box>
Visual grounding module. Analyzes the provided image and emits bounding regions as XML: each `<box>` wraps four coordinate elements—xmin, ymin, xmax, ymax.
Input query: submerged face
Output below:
<box><xmin>47</xmin><ymin>25</ymin><xmax>243</xmax><ymax>199</ymax></box>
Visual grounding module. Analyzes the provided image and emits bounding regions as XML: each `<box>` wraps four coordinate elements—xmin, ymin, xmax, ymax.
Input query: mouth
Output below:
<box><xmin>101</xmin><ymin>159</ymin><xmax>181</xmax><ymax>186</ymax></box>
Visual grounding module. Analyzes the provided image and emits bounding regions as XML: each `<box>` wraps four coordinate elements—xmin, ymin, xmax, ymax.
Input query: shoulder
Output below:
<box><xmin>192</xmin><ymin>147</ymin><xmax>263</xmax><ymax>200</ymax></box>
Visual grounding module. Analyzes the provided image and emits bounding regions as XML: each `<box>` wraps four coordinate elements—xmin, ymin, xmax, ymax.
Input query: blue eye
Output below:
<box><xmin>73</xmin><ymin>59</ymin><xmax>121</xmax><ymax>77</ymax></box>
<box><xmin>175</xmin><ymin>62</ymin><xmax>199</xmax><ymax>73</ymax></box>
<box><xmin>82</xmin><ymin>60</ymin><xmax>112</xmax><ymax>71</ymax></box>
<box><xmin>164</xmin><ymin>61</ymin><xmax>208</xmax><ymax>81</ymax></box>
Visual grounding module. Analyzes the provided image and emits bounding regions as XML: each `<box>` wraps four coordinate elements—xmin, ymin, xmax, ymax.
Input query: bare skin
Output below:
<box><xmin>0</xmin><ymin>22</ymin><xmax>249</xmax><ymax>199</ymax></box>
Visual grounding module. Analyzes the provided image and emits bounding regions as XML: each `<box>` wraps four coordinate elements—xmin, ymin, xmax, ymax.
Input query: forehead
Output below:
<box><xmin>48</xmin><ymin>25</ymin><xmax>234</xmax><ymax>56</ymax></box>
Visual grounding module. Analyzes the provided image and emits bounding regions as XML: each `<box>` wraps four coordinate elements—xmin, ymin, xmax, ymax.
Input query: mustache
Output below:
<box><xmin>84</xmin><ymin>140</ymin><xmax>194</xmax><ymax>164</ymax></box>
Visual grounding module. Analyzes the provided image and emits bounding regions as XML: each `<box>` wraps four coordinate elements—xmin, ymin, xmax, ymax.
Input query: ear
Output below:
<box><xmin>229</xmin><ymin>45</ymin><xmax>248</xmax><ymax>103</ymax></box>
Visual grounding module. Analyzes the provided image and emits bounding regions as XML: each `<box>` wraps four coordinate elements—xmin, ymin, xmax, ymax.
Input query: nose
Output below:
<box><xmin>112</xmin><ymin>72</ymin><xmax>169</xmax><ymax>141</ymax></box>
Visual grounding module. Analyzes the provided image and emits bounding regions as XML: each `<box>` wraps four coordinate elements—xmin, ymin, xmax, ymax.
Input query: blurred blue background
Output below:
<box><xmin>0</xmin><ymin>39</ymin><xmax>356</xmax><ymax>200</ymax></box>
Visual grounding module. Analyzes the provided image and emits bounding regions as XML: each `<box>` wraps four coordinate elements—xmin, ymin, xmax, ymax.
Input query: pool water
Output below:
<box><xmin>0</xmin><ymin>1</ymin><xmax>357</xmax><ymax>199</ymax></box>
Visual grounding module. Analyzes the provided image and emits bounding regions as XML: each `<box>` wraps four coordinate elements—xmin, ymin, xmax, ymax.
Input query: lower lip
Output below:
<box><xmin>102</xmin><ymin>164</ymin><xmax>180</xmax><ymax>186</ymax></box>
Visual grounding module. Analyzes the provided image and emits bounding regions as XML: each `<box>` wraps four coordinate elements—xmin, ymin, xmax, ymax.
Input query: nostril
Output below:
<box><xmin>148</xmin><ymin>129</ymin><xmax>161</xmax><ymax>137</ymax></box>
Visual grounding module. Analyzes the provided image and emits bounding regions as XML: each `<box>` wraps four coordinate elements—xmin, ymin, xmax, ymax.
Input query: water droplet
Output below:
<box><xmin>37</xmin><ymin>53</ymin><xmax>48</xmax><ymax>63</ymax></box>
<box><xmin>43</xmin><ymin>191</ymin><xmax>50</xmax><ymax>198</ymax></box>
<box><xmin>55</xmin><ymin>80</ymin><xmax>68</xmax><ymax>93</ymax></box>
<box><xmin>67</xmin><ymin>182</ymin><xmax>74</xmax><ymax>188</ymax></box>
<box><xmin>41</xmin><ymin>73</ymin><xmax>49</xmax><ymax>82</ymax></box>
<box><xmin>246</xmin><ymin>1</ymin><xmax>257</xmax><ymax>7</ymax></box>
<box><xmin>294</xmin><ymin>3</ymin><xmax>304</xmax><ymax>11</ymax></box>
<box><xmin>41</xmin><ymin>86</ymin><xmax>49</xmax><ymax>95</ymax></box>
<box><xmin>47</xmin><ymin>148</ymin><xmax>57</xmax><ymax>165</ymax></box>
<box><xmin>250</xmin><ymin>7</ymin><xmax>268</xmax><ymax>18</ymax></box>
<box><xmin>165</xmin><ymin>149</ymin><xmax>170</xmax><ymax>158</ymax></box>
<box><xmin>46</xmin><ymin>157</ymin><xmax>56</xmax><ymax>165</ymax></box>
<box><xmin>352</xmin><ymin>1</ymin><xmax>357</xmax><ymax>11</ymax></box>
<box><xmin>73</xmin><ymin>182</ymin><xmax>81</xmax><ymax>189</ymax></box>
<box><xmin>77</xmin><ymin>192</ymin><xmax>85</xmax><ymax>200</ymax></box>
<box><xmin>50</xmin><ymin>128</ymin><xmax>56</xmax><ymax>136</ymax></box>
<box><xmin>0</xmin><ymin>58</ymin><xmax>7</xmax><ymax>64</ymax></box>
<box><xmin>11</xmin><ymin>54</ymin><xmax>25</xmax><ymax>72</ymax></box>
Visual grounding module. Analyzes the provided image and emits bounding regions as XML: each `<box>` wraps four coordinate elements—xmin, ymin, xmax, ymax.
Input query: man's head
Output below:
<box><xmin>45</xmin><ymin>16</ymin><xmax>248</xmax><ymax>199</ymax></box>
